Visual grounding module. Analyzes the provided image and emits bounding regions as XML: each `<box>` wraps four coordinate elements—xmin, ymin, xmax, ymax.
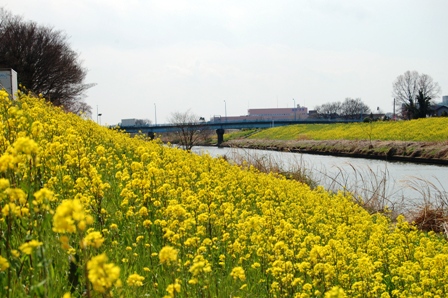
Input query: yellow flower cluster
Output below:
<box><xmin>165</xmin><ymin>279</ymin><xmax>181</xmax><ymax>298</ymax></box>
<box><xmin>230</xmin><ymin>266</ymin><xmax>246</xmax><ymax>281</ymax></box>
<box><xmin>249</xmin><ymin>118</ymin><xmax>448</xmax><ymax>141</ymax></box>
<box><xmin>87</xmin><ymin>253</ymin><xmax>121</xmax><ymax>293</ymax></box>
<box><xmin>2</xmin><ymin>89</ymin><xmax>448</xmax><ymax>297</ymax></box>
<box><xmin>82</xmin><ymin>230</ymin><xmax>105</xmax><ymax>248</ymax></box>
<box><xmin>126</xmin><ymin>273</ymin><xmax>145</xmax><ymax>287</ymax></box>
<box><xmin>159</xmin><ymin>246</ymin><xmax>178</xmax><ymax>265</ymax></box>
<box><xmin>19</xmin><ymin>240</ymin><xmax>43</xmax><ymax>255</ymax></box>
<box><xmin>52</xmin><ymin>199</ymin><xmax>94</xmax><ymax>233</ymax></box>
<box><xmin>0</xmin><ymin>256</ymin><xmax>9</xmax><ymax>271</ymax></box>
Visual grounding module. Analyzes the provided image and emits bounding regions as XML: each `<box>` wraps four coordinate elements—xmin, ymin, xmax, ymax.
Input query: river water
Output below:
<box><xmin>193</xmin><ymin>146</ymin><xmax>448</xmax><ymax>210</ymax></box>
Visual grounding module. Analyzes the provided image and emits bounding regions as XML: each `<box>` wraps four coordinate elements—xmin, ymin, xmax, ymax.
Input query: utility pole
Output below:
<box><xmin>393</xmin><ymin>98</ymin><xmax>396</xmax><ymax>121</ymax></box>
<box><xmin>292</xmin><ymin>98</ymin><xmax>296</xmax><ymax>121</ymax></box>
<box><xmin>154</xmin><ymin>103</ymin><xmax>157</xmax><ymax>125</ymax></box>
<box><xmin>224</xmin><ymin>100</ymin><xmax>227</xmax><ymax>122</ymax></box>
<box><xmin>96</xmin><ymin>105</ymin><xmax>102</xmax><ymax>125</ymax></box>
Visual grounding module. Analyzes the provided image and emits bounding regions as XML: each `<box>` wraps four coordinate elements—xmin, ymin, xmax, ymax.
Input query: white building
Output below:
<box><xmin>212</xmin><ymin>105</ymin><xmax>309</xmax><ymax>122</ymax></box>
<box><xmin>443</xmin><ymin>95</ymin><xmax>448</xmax><ymax>105</ymax></box>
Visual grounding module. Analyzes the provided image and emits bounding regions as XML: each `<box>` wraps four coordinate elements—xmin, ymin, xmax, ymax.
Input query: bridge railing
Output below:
<box><xmin>114</xmin><ymin>118</ymin><xmax>362</xmax><ymax>134</ymax></box>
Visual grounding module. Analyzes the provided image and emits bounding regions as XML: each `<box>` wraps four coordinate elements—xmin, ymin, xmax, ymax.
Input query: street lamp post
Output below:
<box><xmin>96</xmin><ymin>105</ymin><xmax>102</xmax><ymax>125</ymax></box>
<box><xmin>224</xmin><ymin>100</ymin><xmax>227</xmax><ymax>122</ymax></box>
<box><xmin>154</xmin><ymin>103</ymin><xmax>157</xmax><ymax>125</ymax></box>
<box><xmin>292</xmin><ymin>98</ymin><xmax>296</xmax><ymax>121</ymax></box>
<box><xmin>393</xmin><ymin>98</ymin><xmax>396</xmax><ymax>121</ymax></box>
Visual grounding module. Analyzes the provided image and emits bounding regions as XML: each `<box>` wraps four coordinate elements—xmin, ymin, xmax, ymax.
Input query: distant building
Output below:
<box><xmin>307</xmin><ymin>110</ymin><xmax>319</xmax><ymax>119</ymax></box>
<box><xmin>426</xmin><ymin>96</ymin><xmax>448</xmax><ymax>117</ymax></box>
<box><xmin>121</xmin><ymin>118</ymin><xmax>138</xmax><ymax>126</ymax></box>
<box><xmin>248</xmin><ymin>106</ymin><xmax>308</xmax><ymax>120</ymax></box>
<box><xmin>443</xmin><ymin>95</ymin><xmax>448</xmax><ymax>105</ymax></box>
<box><xmin>212</xmin><ymin>105</ymin><xmax>308</xmax><ymax>122</ymax></box>
<box><xmin>433</xmin><ymin>105</ymin><xmax>448</xmax><ymax>117</ymax></box>
<box><xmin>120</xmin><ymin>118</ymin><xmax>151</xmax><ymax>126</ymax></box>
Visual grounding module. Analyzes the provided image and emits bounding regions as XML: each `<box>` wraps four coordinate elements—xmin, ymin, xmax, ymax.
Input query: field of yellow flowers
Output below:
<box><xmin>1</xmin><ymin>90</ymin><xmax>448</xmax><ymax>297</ymax></box>
<box><xmin>246</xmin><ymin>119</ymin><xmax>448</xmax><ymax>141</ymax></box>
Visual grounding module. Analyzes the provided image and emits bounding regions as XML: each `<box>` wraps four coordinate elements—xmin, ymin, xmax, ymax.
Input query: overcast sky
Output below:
<box><xmin>2</xmin><ymin>0</ymin><xmax>448</xmax><ymax>125</ymax></box>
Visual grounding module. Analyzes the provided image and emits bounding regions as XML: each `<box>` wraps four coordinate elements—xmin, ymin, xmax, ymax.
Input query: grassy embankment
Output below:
<box><xmin>222</xmin><ymin>119</ymin><xmax>448</xmax><ymax>163</ymax></box>
<box><xmin>2</xmin><ymin>91</ymin><xmax>448</xmax><ymax>297</ymax></box>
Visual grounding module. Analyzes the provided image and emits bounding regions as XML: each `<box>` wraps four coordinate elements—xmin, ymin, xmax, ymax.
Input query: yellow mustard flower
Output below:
<box><xmin>126</xmin><ymin>273</ymin><xmax>145</xmax><ymax>287</ymax></box>
<box><xmin>143</xmin><ymin>219</ymin><xmax>152</xmax><ymax>228</ymax></box>
<box><xmin>0</xmin><ymin>178</ymin><xmax>9</xmax><ymax>190</ymax></box>
<box><xmin>230</xmin><ymin>266</ymin><xmax>246</xmax><ymax>281</ymax></box>
<box><xmin>165</xmin><ymin>279</ymin><xmax>181</xmax><ymax>297</ymax></box>
<box><xmin>19</xmin><ymin>240</ymin><xmax>43</xmax><ymax>255</ymax></box>
<box><xmin>33</xmin><ymin>188</ymin><xmax>55</xmax><ymax>203</ymax></box>
<box><xmin>10</xmin><ymin>250</ymin><xmax>20</xmax><ymax>258</ymax></box>
<box><xmin>82</xmin><ymin>231</ymin><xmax>105</xmax><ymax>248</ymax></box>
<box><xmin>189</xmin><ymin>255</ymin><xmax>212</xmax><ymax>276</ymax></box>
<box><xmin>53</xmin><ymin>199</ymin><xmax>93</xmax><ymax>233</ymax></box>
<box><xmin>87</xmin><ymin>253</ymin><xmax>121</xmax><ymax>294</ymax></box>
<box><xmin>159</xmin><ymin>246</ymin><xmax>178</xmax><ymax>265</ymax></box>
<box><xmin>324</xmin><ymin>286</ymin><xmax>347</xmax><ymax>298</ymax></box>
<box><xmin>0</xmin><ymin>256</ymin><xmax>9</xmax><ymax>271</ymax></box>
<box><xmin>139</xmin><ymin>206</ymin><xmax>148</xmax><ymax>217</ymax></box>
<box><xmin>12</xmin><ymin>137</ymin><xmax>38</xmax><ymax>157</ymax></box>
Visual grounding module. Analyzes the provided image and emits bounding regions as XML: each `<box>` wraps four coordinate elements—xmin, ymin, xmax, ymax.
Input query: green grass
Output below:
<box><xmin>223</xmin><ymin>129</ymin><xmax>259</xmax><ymax>141</ymax></box>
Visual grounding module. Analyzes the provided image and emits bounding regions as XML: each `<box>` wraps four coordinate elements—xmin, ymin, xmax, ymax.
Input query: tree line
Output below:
<box><xmin>314</xmin><ymin>98</ymin><xmax>372</xmax><ymax>120</ymax></box>
<box><xmin>314</xmin><ymin>71</ymin><xmax>442</xmax><ymax>121</ymax></box>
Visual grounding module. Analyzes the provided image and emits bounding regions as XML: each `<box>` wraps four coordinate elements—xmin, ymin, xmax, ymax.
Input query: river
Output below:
<box><xmin>193</xmin><ymin>146</ymin><xmax>448</xmax><ymax>211</ymax></box>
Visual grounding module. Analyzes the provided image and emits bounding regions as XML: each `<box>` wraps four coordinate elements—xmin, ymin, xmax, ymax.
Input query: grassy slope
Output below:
<box><xmin>223</xmin><ymin>119</ymin><xmax>448</xmax><ymax>162</ymax></box>
<box><xmin>244</xmin><ymin>118</ymin><xmax>448</xmax><ymax>142</ymax></box>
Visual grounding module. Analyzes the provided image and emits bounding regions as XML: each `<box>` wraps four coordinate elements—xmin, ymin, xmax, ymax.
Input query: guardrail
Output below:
<box><xmin>114</xmin><ymin>119</ymin><xmax>362</xmax><ymax>134</ymax></box>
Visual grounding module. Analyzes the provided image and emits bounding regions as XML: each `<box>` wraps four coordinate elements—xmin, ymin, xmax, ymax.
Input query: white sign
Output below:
<box><xmin>0</xmin><ymin>69</ymin><xmax>18</xmax><ymax>99</ymax></box>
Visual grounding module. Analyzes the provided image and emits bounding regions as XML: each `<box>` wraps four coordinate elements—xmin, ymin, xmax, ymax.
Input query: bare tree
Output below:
<box><xmin>316</xmin><ymin>101</ymin><xmax>342</xmax><ymax>119</ymax></box>
<box><xmin>417</xmin><ymin>74</ymin><xmax>440</xmax><ymax>117</ymax></box>
<box><xmin>316</xmin><ymin>98</ymin><xmax>370</xmax><ymax>120</ymax></box>
<box><xmin>0</xmin><ymin>8</ymin><xmax>93</xmax><ymax>114</ymax></box>
<box><xmin>392</xmin><ymin>70</ymin><xmax>440</xmax><ymax>119</ymax></box>
<box><xmin>315</xmin><ymin>102</ymin><xmax>342</xmax><ymax>119</ymax></box>
<box><xmin>70</xmin><ymin>100</ymin><xmax>92</xmax><ymax>119</ymax></box>
<box><xmin>135</xmin><ymin>119</ymin><xmax>151</xmax><ymax>126</ymax></box>
<box><xmin>341</xmin><ymin>98</ymin><xmax>371</xmax><ymax>120</ymax></box>
<box><xmin>169</xmin><ymin>110</ymin><xmax>209</xmax><ymax>150</ymax></box>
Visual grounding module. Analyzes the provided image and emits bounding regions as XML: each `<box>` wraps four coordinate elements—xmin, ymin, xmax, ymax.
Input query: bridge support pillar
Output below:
<box><xmin>216</xmin><ymin>128</ymin><xmax>225</xmax><ymax>146</ymax></box>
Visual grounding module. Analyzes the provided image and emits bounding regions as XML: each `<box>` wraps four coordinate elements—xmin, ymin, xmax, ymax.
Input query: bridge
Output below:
<box><xmin>115</xmin><ymin>119</ymin><xmax>362</xmax><ymax>145</ymax></box>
